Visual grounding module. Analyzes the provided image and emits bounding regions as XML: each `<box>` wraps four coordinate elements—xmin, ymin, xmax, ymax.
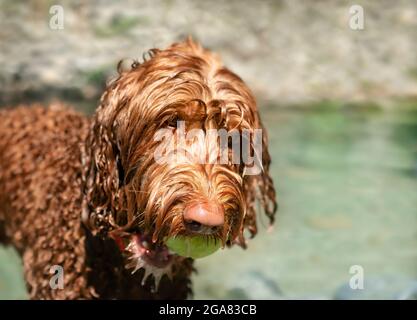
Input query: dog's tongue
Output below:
<box><xmin>166</xmin><ymin>235</ymin><xmax>221</xmax><ymax>259</ymax></box>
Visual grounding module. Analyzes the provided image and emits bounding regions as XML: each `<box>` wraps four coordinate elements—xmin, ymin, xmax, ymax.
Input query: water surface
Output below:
<box><xmin>193</xmin><ymin>105</ymin><xmax>417</xmax><ymax>299</ymax></box>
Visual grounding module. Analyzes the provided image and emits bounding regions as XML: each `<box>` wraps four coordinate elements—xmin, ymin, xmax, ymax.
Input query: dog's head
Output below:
<box><xmin>83</xmin><ymin>38</ymin><xmax>276</xmax><ymax>287</ymax></box>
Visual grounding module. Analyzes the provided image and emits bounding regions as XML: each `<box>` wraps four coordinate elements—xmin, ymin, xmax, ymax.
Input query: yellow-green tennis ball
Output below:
<box><xmin>166</xmin><ymin>236</ymin><xmax>221</xmax><ymax>259</ymax></box>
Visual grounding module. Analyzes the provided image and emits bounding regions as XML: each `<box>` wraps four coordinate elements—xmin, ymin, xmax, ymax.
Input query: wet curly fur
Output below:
<box><xmin>0</xmin><ymin>39</ymin><xmax>276</xmax><ymax>299</ymax></box>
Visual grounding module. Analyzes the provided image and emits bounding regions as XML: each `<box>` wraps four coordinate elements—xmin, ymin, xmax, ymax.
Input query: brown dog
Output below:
<box><xmin>0</xmin><ymin>38</ymin><xmax>276</xmax><ymax>299</ymax></box>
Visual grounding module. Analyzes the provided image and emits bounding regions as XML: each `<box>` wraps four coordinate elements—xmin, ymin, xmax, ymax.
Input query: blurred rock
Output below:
<box><xmin>225</xmin><ymin>271</ymin><xmax>284</xmax><ymax>299</ymax></box>
<box><xmin>1</xmin><ymin>0</ymin><xmax>417</xmax><ymax>107</ymax></box>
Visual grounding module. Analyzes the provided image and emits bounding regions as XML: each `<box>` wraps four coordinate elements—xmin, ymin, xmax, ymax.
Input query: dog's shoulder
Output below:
<box><xmin>0</xmin><ymin>102</ymin><xmax>90</xmax><ymax>194</ymax></box>
<box><xmin>0</xmin><ymin>103</ymin><xmax>89</xmax><ymax>148</ymax></box>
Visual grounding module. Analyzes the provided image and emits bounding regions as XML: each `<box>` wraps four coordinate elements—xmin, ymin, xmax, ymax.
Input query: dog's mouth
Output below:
<box><xmin>111</xmin><ymin>230</ymin><xmax>224</xmax><ymax>291</ymax></box>
<box><xmin>126</xmin><ymin>233</ymin><xmax>174</xmax><ymax>269</ymax></box>
<box><xmin>112</xmin><ymin>232</ymin><xmax>176</xmax><ymax>291</ymax></box>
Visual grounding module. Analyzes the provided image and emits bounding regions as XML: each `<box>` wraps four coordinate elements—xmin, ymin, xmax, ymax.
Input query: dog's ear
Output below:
<box><xmin>239</xmin><ymin>119</ymin><xmax>277</xmax><ymax>247</ymax></box>
<box><xmin>82</xmin><ymin>89</ymin><xmax>130</xmax><ymax>236</ymax></box>
<box><xmin>81</xmin><ymin>53</ymin><xmax>159</xmax><ymax>236</ymax></box>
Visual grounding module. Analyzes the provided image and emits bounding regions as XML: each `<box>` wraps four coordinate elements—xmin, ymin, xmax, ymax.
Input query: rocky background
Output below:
<box><xmin>1</xmin><ymin>0</ymin><xmax>417</xmax><ymax>110</ymax></box>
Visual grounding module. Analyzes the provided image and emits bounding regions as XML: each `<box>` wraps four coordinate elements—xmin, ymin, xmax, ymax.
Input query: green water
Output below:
<box><xmin>1</xmin><ymin>105</ymin><xmax>417</xmax><ymax>299</ymax></box>
<box><xmin>193</xmin><ymin>105</ymin><xmax>417</xmax><ymax>299</ymax></box>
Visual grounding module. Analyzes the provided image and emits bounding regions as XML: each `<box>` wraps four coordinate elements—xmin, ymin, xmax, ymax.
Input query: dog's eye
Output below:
<box><xmin>167</xmin><ymin>116</ymin><xmax>180</xmax><ymax>128</ymax></box>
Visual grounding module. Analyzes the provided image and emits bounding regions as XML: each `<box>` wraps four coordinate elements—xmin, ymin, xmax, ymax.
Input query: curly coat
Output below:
<box><xmin>0</xmin><ymin>39</ymin><xmax>276</xmax><ymax>299</ymax></box>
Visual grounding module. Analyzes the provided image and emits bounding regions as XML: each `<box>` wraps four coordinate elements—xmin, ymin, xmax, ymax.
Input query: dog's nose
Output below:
<box><xmin>183</xmin><ymin>203</ymin><xmax>224</xmax><ymax>234</ymax></box>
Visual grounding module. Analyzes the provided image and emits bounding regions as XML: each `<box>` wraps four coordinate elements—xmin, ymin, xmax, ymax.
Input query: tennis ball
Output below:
<box><xmin>166</xmin><ymin>235</ymin><xmax>221</xmax><ymax>259</ymax></box>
